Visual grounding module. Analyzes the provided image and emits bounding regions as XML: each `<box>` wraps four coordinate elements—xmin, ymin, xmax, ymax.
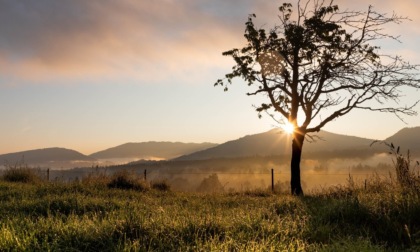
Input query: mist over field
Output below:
<box><xmin>36</xmin><ymin>151</ymin><xmax>418</xmax><ymax>194</ymax></box>
<box><xmin>1</xmin><ymin>127</ymin><xmax>419</xmax><ymax>193</ymax></box>
<box><xmin>147</xmin><ymin>154</ymin><xmax>411</xmax><ymax>192</ymax></box>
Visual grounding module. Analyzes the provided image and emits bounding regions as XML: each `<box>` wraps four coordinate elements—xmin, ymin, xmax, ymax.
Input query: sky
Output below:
<box><xmin>1</xmin><ymin>0</ymin><xmax>420</xmax><ymax>155</ymax></box>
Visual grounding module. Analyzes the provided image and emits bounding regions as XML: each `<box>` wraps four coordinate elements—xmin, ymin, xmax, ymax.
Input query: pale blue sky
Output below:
<box><xmin>0</xmin><ymin>0</ymin><xmax>419</xmax><ymax>155</ymax></box>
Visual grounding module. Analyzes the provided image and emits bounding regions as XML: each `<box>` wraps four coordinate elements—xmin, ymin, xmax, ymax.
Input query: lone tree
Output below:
<box><xmin>215</xmin><ymin>1</ymin><xmax>420</xmax><ymax>195</ymax></box>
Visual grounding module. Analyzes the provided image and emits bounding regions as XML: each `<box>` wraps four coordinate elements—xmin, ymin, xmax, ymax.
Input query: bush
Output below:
<box><xmin>2</xmin><ymin>163</ymin><xmax>42</xmax><ymax>183</ymax></box>
<box><xmin>107</xmin><ymin>170</ymin><xmax>149</xmax><ymax>191</ymax></box>
<box><xmin>197</xmin><ymin>174</ymin><xmax>224</xmax><ymax>193</ymax></box>
<box><xmin>151</xmin><ymin>180</ymin><xmax>171</xmax><ymax>192</ymax></box>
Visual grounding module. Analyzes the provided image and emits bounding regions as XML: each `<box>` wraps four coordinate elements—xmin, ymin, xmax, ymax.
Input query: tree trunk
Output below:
<box><xmin>291</xmin><ymin>132</ymin><xmax>305</xmax><ymax>195</ymax></box>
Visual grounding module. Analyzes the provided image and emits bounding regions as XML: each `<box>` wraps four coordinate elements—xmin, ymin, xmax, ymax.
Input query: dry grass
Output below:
<box><xmin>1</xmin><ymin>163</ymin><xmax>43</xmax><ymax>183</ymax></box>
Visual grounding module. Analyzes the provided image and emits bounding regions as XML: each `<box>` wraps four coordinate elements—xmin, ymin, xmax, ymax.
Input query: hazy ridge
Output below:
<box><xmin>0</xmin><ymin>142</ymin><xmax>218</xmax><ymax>169</ymax></box>
<box><xmin>1</xmin><ymin>127</ymin><xmax>419</xmax><ymax>169</ymax></box>
<box><xmin>89</xmin><ymin>142</ymin><xmax>217</xmax><ymax>160</ymax></box>
<box><xmin>0</xmin><ymin>148</ymin><xmax>94</xmax><ymax>169</ymax></box>
<box><xmin>385</xmin><ymin>127</ymin><xmax>420</xmax><ymax>155</ymax></box>
<box><xmin>175</xmin><ymin>129</ymin><xmax>380</xmax><ymax>161</ymax></box>
<box><xmin>0</xmin><ymin>147</ymin><xmax>93</xmax><ymax>163</ymax></box>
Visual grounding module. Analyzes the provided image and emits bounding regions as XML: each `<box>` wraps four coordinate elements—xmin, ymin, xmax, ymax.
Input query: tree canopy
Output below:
<box><xmin>215</xmin><ymin>0</ymin><xmax>420</xmax><ymax>195</ymax></box>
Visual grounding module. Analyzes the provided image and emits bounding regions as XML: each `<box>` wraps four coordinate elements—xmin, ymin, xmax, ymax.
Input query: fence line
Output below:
<box><xmin>144</xmin><ymin>171</ymin><xmax>393</xmax><ymax>176</ymax></box>
<box><xmin>38</xmin><ymin>167</ymin><xmax>407</xmax><ymax>192</ymax></box>
<box><xmin>140</xmin><ymin>168</ymin><xmax>396</xmax><ymax>192</ymax></box>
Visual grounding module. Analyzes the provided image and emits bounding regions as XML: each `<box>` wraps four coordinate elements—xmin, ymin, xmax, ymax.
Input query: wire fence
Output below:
<box><xmin>121</xmin><ymin>168</ymin><xmax>398</xmax><ymax>192</ymax></box>
<box><xmin>18</xmin><ymin>165</ymin><xmax>417</xmax><ymax>193</ymax></box>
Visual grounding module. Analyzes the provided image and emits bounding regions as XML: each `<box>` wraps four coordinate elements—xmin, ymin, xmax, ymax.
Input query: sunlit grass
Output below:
<box><xmin>0</xmin><ymin>176</ymin><xmax>419</xmax><ymax>250</ymax></box>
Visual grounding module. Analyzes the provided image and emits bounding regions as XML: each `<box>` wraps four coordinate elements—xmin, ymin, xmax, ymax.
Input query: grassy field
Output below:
<box><xmin>0</xmin><ymin>159</ymin><xmax>420</xmax><ymax>251</ymax></box>
<box><xmin>0</xmin><ymin>170</ymin><xmax>420</xmax><ymax>252</ymax></box>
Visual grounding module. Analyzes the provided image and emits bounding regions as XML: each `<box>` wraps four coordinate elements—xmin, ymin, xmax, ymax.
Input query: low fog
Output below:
<box><xmin>24</xmin><ymin>153</ymin><xmax>419</xmax><ymax>193</ymax></box>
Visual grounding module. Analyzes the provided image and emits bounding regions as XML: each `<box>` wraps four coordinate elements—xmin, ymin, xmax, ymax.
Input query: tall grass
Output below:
<box><xmin>0</xmin><ymin>174</ymin><xmax>419</xmax><ymax>250</ymax></box>
<box><xmin>0</xmin><ymin>152</ymin><xmax>419</xmax><ymax>250</ymax></box>
<box><xmin>107</xmin><ymin>170</ymin><xmax>149</xmax><ymax>191</ymax></box>
<box><xmin>388</xmin><ymin>143</ymin><xmax>420</xmax><ymax>191</ymax></box>
<box><xmin>373</xmin><ymin>141</ymin><xmax>420</xmax><ymax>190</ymax></box>
<box><xmin>1</xmin><ymin>162</ymin><xmax>43</xmax><ymax>183</ymax></box>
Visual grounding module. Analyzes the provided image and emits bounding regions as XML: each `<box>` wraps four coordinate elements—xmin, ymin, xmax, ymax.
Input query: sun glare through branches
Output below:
<box><xmin>282</xmin><ymin>122</ymin><xmax>295</xmax><ymax>135</ymax></box>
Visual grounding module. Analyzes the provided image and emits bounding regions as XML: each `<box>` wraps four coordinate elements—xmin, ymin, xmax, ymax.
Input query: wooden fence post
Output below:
<box><xmin>144</xmin><ymin>169</ymin><xmax>147</xmax><ymax>181</ymax></box>
<box><xmin>271</xmin><ymin>168</ymin><xmax>274</xmax><ymax>192</ymax></box>
<box><xmin>47</xmin><ymin>168</ymin><xmax>50</xmax><ymax>182</ymax></box>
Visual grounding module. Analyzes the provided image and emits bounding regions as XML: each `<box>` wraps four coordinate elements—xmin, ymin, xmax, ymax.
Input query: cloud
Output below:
<box><xmin>0</xmin><ymin>0</ymin><xmax>418</xmax><ymax>85</ymax></box>
<box><xmin>0</xmin><ymin>0</ymin><xmax>253</xmax><ymax>84</ymax></box>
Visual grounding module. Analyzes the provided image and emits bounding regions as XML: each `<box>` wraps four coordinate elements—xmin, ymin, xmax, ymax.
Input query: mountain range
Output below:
<box><xmin>174</xmin><ymin>127</ymin><xmax>420</xmax><ymax>161</ymax></box>
<box><xmin>0</xmin><ymin>148</ymin><xmax>94</xmax><ymax>164</ymax></box>
<box><xmin>384</xmin><ymin>127</ymin><xmax>420</xmax><ymax>155</ymax></box>
<box><xmin>90</xmin><ymin>142</ymin><xmax>217</xmax><ymax>161</ymax></box>
<box><xmin>0</xmin><ymin>127</ymin><xmax>419</xmax><ymax>169</ymax></box>
<box><xmin>175</xmin><ymin>129</ymin><xmax>379</xmax><ymax>161</ymax></box>
<box><xmin>0</xmin><ymin>148</ymin><xmax>95</xmax><ymax>169</ymax></box>
<box><xmin>0</xmin><ymin>142</ymin><xmax>217</xmax><ymax>169</ymax></box>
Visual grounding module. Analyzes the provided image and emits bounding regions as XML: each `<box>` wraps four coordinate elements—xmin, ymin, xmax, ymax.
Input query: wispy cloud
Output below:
<box><xmin>0</xmin><ymin>0</ymin><xmax>255</xmax><ymax>84</ymax></box>
<box><xmin>0</xmin><ymin>0</ymin><xmax>418</xmax><ymax>85</ymax></box>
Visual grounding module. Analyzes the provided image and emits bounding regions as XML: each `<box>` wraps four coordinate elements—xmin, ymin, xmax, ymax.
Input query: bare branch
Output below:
<box><xmin>216</xmin><ymin>0</ymin><xmax>420</xmax><ymax>136</ymax></box>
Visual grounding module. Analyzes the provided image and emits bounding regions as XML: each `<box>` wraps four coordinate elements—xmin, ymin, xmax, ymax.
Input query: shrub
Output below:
<box><xmin>151</xmin><ymin>180</ymin><xmax>171</xmax><ymax>192</ymax></box>
<box><xmin>2</xmin><ymin>163</ymin><xmax>42</xmax><ymax>183</ymax></box>
<box><xmin>197</xmin><ymin>174</ymin><xmax>224</xmax><ymax>193</ymax></box>
<box><xmin>107</xmin><ymin>170</ymin><xmax>149</xmax><ymax>191</ymax></box>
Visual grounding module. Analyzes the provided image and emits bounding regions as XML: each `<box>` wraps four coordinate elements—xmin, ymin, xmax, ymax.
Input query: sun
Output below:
<box><xmin>282</xmin><ymin>122</ymin><xmax>295</xmax><ymax>135</ymax></box>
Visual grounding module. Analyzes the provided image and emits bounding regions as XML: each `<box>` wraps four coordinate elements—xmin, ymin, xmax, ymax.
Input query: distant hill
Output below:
<box><xmin>174</xmin><ymin>129</ymin><xmax>380</xmax><ymax>161</ymax></box>
<box><xmin>89</xmin><ymin>142</ymin><xmax>218</xmax><ymax>160</ymax></box>
<box><xmin>1</xmin><ymin>126</ymin><xmax>418</xmax><ymax>169</ymax></box>
<box><xmin>385</xmin><ymin>127</ymin><xmax>420</xmax><ymax>155</ymax></box>
<box><xmin>0</xmin><ymin>148</ymin><xmax>95</xmax><ymax>168</ymax></box>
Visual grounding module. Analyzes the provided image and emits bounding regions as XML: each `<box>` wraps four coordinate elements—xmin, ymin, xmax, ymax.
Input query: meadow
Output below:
<box><xmin>0</xmin><ymin>170</ymin><xmax>420</xmax><ymax>251</ymax></box>
<box><xmin>0</xmin><ymin>165</ymin><xmax>420</xmax><ymax>251</ymax></box>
